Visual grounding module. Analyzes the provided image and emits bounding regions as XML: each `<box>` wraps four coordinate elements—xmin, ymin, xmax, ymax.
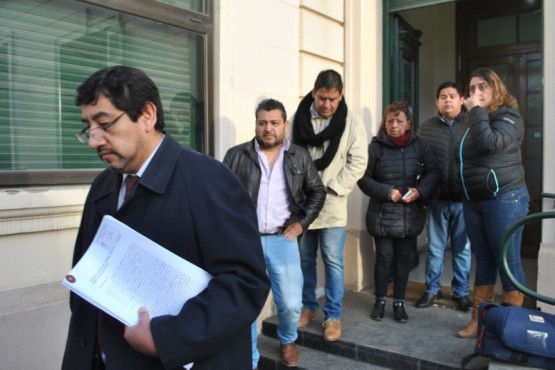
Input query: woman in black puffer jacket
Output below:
<box><xmin>358</xmin><ymin>101</ymin><xmax>439</xmax><ymax>323</ymax></box>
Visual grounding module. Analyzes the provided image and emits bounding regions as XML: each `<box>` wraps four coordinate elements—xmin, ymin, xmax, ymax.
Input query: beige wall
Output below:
<box><xmin>214</xmin><ymin>0</ymin><xmax>301</xmax><ymax>159</ymax></box>
<box><xmin>343</xmin><ymin>0</ymin><xmax>382</xmax><ymax>291</ymax></box>
<box><xmin>0</xmin><ymin>186</ymin><xmax>86</xmax><ymax>291</ymax></box>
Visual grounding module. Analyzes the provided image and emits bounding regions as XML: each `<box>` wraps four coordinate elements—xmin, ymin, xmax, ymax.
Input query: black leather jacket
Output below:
<box><xmin>223</xmin><ymin>139</ymin><xmax>326</xmax><ymax>231</ymax></box>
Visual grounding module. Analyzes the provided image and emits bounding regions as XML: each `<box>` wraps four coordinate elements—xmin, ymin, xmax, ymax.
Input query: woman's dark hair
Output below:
<box><xmin>76</xmin><ymin>65</ymin><xmax>165</xmax><ymax>131</ymax></box>
<box><xmin>379</xmin><ymin>101</ymin><xmax>413</xmax><ymax>133</ymax></box>
<box><xmin>466</xmin><ymin>68</ymin><xmax>518</xmax><ymax>112</ymax></box>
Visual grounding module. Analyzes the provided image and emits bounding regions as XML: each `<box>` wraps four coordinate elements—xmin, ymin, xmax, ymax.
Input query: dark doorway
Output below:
<box><xmin>390</xmin><ymin>13</ymin><xmax>422</xmax><ymax>126</ymax></box>
<box><xmin>456</xmin><ymin>0</ymin><xmax>543</xmax><ymax>257</ymax></box>
<box><xmin>386</xmin><ymin>0</ymin><xmax>543</xmax><ymax>258</ymax></box>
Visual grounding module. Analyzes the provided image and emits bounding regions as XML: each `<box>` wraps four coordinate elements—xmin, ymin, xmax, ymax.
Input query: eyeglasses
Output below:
<box><xmin>75</xmin><ymin>112</ymin><xmax>126</xmax><ymax>143</ymax></box>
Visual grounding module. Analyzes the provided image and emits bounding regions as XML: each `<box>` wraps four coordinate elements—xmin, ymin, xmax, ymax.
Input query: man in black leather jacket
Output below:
<box><xmin>223</xmin><ymin>98</ymin><xmax>325</xmax><ymax>369</ymax></box>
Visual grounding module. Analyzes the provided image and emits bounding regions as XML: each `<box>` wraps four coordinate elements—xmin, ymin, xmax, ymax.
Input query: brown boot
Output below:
<box><xmin>298</xmin><ymin>308</ymin><xmax>316</xmax><ymax>328</ymax></box>
<box><xmin>502</xmin><ymin>290</ymin><xmax>524</xmax><ymax>306</ymax></box>
<box><xmin>457</xmin><ymin>285</ymin><xmax>495</xmax><ymax>338</ymax></box>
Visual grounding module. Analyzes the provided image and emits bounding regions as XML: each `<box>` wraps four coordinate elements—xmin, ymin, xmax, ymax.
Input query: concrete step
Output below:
<box><xmin>259</xmin><ymin>290</ymin><xmax>476</xmax><ymax>370</ymax></box>
<box><xmin>257</xmin><ymin>334</ymin><xmax>390</xmax><ymax>370</ymax></box>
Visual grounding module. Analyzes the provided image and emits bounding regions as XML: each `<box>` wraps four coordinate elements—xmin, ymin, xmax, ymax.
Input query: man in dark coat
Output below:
<box><xmin>415</xmin><ymin>82</ymin><xmax>472</xmax><ymax>312</ymax></box>
<box><xmin>62</xmin><ymin>65</ymin><xmax>270</xmax><ymax>370</ymax></box>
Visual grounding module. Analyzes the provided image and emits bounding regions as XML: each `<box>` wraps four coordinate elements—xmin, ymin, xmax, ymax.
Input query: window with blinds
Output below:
<box><xmin>0</xmin><ymin>0</ymin><xmax>207</xmax><ymax>180</ymax></box>
<box><xmin>155</xmin><ymin>0</ymin><xmax>205</xmax><ymax>13</ymax></box>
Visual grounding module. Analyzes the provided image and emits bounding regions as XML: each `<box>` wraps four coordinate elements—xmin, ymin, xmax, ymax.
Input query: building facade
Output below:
<box><xmin>0</xmin><ymin>0</ymin><xmax>554</xmax><ymax>368</ymax></box>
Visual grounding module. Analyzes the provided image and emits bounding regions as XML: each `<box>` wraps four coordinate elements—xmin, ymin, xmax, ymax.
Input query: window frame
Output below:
<box><xmin>0</xmin><ymin>0</ymin><xmax>214</xmax><ymax>187</ymax></box>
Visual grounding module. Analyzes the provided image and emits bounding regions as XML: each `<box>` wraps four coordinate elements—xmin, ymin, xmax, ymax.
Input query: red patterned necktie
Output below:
<box><xmin>124</xmin><ymin>175</ymin><xmax>140</xmax><ymax>202</ymax></box>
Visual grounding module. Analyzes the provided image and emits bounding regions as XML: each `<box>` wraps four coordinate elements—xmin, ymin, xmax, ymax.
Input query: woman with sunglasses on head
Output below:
<box><xmin>456</xmin><ymin>68</ymin><xmax>530</xmax><ymax>338</ymax></box>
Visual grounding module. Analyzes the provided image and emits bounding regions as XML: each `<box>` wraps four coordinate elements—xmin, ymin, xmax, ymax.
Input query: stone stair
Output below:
<box><xmin>257</xmin><ymin>335</ymin><xmax>389</xmax><ymax>370</ymax></box>
<box><xmin>257</xmin><ymin>289</ymin><xmax>477</xmax><ymax>370</ymax></box>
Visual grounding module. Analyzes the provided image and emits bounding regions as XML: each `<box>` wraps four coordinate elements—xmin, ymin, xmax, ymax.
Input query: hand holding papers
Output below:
<box><xmin>62</xmin><ymin>215</ymin><xmax>212</xmax><ymax>326</ymax></box>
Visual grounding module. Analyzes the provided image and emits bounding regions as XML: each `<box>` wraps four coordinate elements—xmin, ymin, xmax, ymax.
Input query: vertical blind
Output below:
<box><xmin>0</xmin><ymin>0</ymin><xmax>206</xmax><ymax>170</ymax></box>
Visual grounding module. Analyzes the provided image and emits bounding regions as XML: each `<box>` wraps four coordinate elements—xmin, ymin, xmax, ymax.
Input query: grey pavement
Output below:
<box><xmin>0</xmin><ymin>283</ymin><xmax>70</xmax><ymax>370</ymax></box>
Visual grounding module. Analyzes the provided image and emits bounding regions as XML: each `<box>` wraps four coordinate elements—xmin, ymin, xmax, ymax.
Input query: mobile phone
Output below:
<box><xmin>402</xmin><ymin>190</ymin><xmax>413</xmax><ymax>200</ymax></box>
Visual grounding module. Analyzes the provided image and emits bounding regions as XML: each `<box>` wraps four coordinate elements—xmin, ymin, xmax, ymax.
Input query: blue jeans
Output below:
<box><xmin>299</xmin><ymin>227</ymin><xmax>346</xmax><ymax>319</ymax></box>
<box><xmin>463</xmin><ymin>186</ymin><xmax>529</xmax><ymax>291</ymax></box>
<box><xmin>251</xmin><ymin>235</ymin><xmax>303</xmax><ymax>369</ymax></box>
<box><xmin>251</xmin><ymin>323</ymin><xmax>259</xmax><ymax>369</ymax></box>
<box><xmin>425</xmin><ymin>201</ymin><xmax>471</xmax><ymax>297</ymax></box>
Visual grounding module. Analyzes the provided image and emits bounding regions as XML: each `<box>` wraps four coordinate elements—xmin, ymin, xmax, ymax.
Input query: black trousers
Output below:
<box><xmin>373</xmin><ymin>236</ymin><xmax>416</xmax><ymax>300</ymax></box>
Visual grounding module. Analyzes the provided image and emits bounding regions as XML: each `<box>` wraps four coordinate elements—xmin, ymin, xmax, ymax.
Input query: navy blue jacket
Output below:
<box><xmin>62</xmin><ymin>135</ymin><xmax>270</xmax><ymax>370</ymax></box>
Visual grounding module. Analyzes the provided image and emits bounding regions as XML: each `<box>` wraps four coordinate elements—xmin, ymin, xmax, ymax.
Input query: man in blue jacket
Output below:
<box><xmin>223</xmin><ymin>98</ymin><xmax>325</xmax><ymax>369</ymax></box>
<box><xmin>62</xmin><ymin>65</ymin><xmax>270</xmax><ymax>370</ymax></box>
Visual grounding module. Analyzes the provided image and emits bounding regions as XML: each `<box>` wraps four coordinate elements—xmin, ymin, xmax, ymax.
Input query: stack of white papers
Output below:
<box><xmin>63</xmin><ymin>215</ymin><xmax>212</xmax><ymax>327</ymax></box>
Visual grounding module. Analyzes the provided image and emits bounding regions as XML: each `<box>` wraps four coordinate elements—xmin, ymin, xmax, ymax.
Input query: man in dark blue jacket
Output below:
<box><xmin>223</xmin><ymin>98</ymin><xmax>325</xmax><ymax>369</ymax></box>
<box><xmin>62</xmin><ymin>65</ymin><xmax>270</xmax><ymax>370</ymax></box>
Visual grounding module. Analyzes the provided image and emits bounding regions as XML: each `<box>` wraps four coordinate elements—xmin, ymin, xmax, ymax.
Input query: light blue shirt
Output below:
<box><xmin>255</xmin><ymin>140</ymin><xmax>291</xmax><ymax>233</ymax></box>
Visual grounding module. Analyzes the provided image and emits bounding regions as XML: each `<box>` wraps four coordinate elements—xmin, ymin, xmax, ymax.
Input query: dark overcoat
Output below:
<box><xmin>62</xmin><ymin>135</ymin><xmax>270</xmax><ymax>370</ymax></box>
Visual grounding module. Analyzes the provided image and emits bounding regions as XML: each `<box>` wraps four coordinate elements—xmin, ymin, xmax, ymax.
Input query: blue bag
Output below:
<box><xmin>460</xmin><ymin>197</ymin><xmax>555</xmax><ymax>369</ymax></box>
<box><xmin>469</xmin><ymin>302</ymin><xmax>555</xmax><ymax>369</ymax></box>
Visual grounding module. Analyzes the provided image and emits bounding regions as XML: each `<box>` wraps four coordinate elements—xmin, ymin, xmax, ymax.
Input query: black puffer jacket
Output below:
<box><xmin>456</xmin><ymin>106</ymin><xmax>526</xmax><ymax>201</ymax></box>
<box><xmin>357</xmin><ymin>132</ymin><xmax>440</xmax><ymax>238</ymax></box>
<box><xmin>418</xmin><ymin>113</ymin><xmax>466</xmax><ymax>201</ymax></box>
<box><xmin>223</xmin><ymin>139</ymin><xmax>326</xmax><ymax>230</ymax></box>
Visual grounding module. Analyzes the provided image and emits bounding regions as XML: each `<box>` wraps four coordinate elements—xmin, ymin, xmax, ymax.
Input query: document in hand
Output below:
<box><xmin>62</xmin><ymin>215</ymin><xmax>213</xmax><ymax>326</ymax></box>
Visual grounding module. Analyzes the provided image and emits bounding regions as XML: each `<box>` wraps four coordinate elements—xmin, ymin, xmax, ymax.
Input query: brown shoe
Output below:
<box><xmin>298</xmin><ymin>308</ymin><xmax>316</xmax><ymax>327</ymax></box>
<box><xmin>322</xmin><ymin>318</ymin><xmax>341</xmax><ymax>341</ymax></box>
<box><xmin>280</xmin><ymin>342</ymin><xmax>299</xmax><ymax>367</ymax></box>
